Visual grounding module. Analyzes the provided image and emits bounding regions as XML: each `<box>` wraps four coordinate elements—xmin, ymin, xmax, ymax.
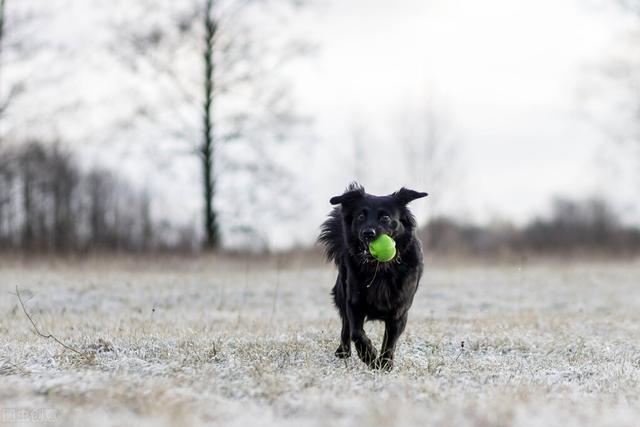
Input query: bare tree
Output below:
<box><xmin>0</xmin><ymin>0</ymin><xmax>9</xmax><ymax>118</ymax></box>
<box><xmin>587</xmin><ymin>2</ymin><xmax>640</xmax><ymax>160</ymax></box>
<box><xmin>0</xmin><ymin>0</ymin><xmax>56</xmax><ymax>134</ymax></box>
<box><xmin>394</xmin><ymin>101</ymin><xmax>460</xmax><ymax>219</ymax></box>
<box><xmin>0</xmin><ymin>0</ymin><xmax>5</xmax><ymax>56</ymax></box>
<box><xmin>621</xmin><ymin>1</ymin><xmax>640</xmax><ymax>149</ymax></box>
<box><xmin>0</xmin><ymin>0</ymin><xmax>32</xmax><ymax>120</ymax></box>
<box><xmin>112</xmin><ymin>0</ymin><xmax>310</xmax><ymax>250</ymax></box>
<box><xmin>0</xmin><ymin>141</ymin><xmax>171</xmax><ymax>253</ymax></box>
<box><xmin>618</xmin><ymin>0</ymin><xmax>640</xmax><ymax>16</ymax></box>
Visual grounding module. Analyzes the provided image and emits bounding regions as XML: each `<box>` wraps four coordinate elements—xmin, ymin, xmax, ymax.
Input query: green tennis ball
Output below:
<box><xmin>368</xmin><ymin>234</ymin><xmax>396</xmax><ymax>262</ymax></box>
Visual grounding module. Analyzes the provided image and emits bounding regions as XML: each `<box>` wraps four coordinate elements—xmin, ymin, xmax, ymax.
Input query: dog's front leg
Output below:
<box><xmin>335</xmin><ymin>313</ymin><xmax>351</xmax><ymax>358</ymax></box>
<box><xmin>378</xmin><ymin>313</ymin><xmax>408</xmax><ymax>370</ymax></box>
<box><xmin>346</xmin><ymin>304</ymin><xmax>377</xmax><ymax>367</ymax></box>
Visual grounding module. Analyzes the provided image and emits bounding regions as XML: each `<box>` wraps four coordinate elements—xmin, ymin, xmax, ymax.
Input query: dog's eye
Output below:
<box><xmin>357</xmin><ymin>213</ymin><xmax>366</xmax><ymax>221</ymax></box>
<box><xmin>380</xmin><ymin>215</ymin><xmax>391</xmax><ymax>223</ymax></box>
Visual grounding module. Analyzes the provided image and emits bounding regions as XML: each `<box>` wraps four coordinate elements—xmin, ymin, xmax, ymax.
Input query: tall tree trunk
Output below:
<box><xmin>0</xmin><ymin>0</ymin><xmax>6</xmax><ymax>119</ymax></box>
<box><xmin>22</xmin><ymin>164</ymin><xmax>33</xmax><ymax>250</ymax></box>
<box><xmin>0</xmin><ymin>0</ymin><xmax>5</xmax><ymax>53</ymax></box>
<box><xmin>202</xmin><ymin>0</ymin><xmax>220</xmax><ymax>249</ymax></box>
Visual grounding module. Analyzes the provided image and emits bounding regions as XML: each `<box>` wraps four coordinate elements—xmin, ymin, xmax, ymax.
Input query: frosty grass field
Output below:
<box><xmin>1</xmin><ymin>256</ymin><xmax>640</xmax><ymax>427</ymax></box>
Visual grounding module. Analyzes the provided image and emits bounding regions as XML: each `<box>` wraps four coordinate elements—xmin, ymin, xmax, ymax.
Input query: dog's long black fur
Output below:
<box><xmin>319</xmin><ymin>182</ymin><xmax>428</xmax><ymax>370</ymax></box>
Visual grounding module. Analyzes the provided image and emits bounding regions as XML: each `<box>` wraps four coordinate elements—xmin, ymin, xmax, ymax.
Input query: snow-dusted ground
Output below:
<box><xmin>1</xmin><ymin>256</ymin><xmax>640</xmax><ymax>427</ymax></box>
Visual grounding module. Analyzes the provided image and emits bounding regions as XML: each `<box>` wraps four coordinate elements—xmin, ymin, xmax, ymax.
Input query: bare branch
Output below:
<box><xmin>618</xmin><ymin>0</ymin><xmax>640</xmax><ymax>17</ymax></box>
<box><xmin>15</xmin><ymin>286</ymin><xmax>91</xmax><ymax>360</ymax></box>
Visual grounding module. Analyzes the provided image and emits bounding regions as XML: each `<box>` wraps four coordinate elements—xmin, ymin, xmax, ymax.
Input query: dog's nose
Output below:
<box><xmin>361</xmin><ymin>228</ymin><xmax>377</xmax><ymax>241</ymax></box>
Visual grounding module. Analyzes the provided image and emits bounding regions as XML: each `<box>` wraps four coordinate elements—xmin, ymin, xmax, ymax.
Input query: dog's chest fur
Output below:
<box><xmin>358</xmin><ymin>264</ymin><xmax>419</xmax><ymax>320</ymax></box>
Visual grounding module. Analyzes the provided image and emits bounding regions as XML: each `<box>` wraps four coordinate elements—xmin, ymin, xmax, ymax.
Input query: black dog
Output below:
<box><xmin>319</xmin><ymin>183</ymin><xmax>428</xmax><ymax>370</ymax></box>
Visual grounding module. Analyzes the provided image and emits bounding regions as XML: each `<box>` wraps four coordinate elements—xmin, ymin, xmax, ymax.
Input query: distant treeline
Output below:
<box><xmin>2</xmin><ymin>142</ymin><xmax>639</xmax><ymax>255</ymax></box>
<box><xmin>0</xmin><ymin>142</ymin><xmax>195</xmax><ymax>253</ymax></box>
<box><xmin>420</xmin><ymin>198</ymin><xmax>640</xmax><ymax>256</ymax></box>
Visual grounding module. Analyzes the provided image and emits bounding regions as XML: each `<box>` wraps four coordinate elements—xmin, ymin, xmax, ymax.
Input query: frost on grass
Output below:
<box><xmin>1</xmin><ymin>258</ymin><xmax>640</xmax><ymax>426</ymax></box>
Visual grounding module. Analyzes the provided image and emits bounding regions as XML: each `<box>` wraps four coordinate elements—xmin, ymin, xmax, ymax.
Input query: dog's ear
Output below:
<box><xmin>391</xmin><ymin>187</ymin><xmax>428</xmax><ymax>205</ymax></box>
<box><xmin>330</xmin><ymin>182</ymin><xmax>365</xmax><ymax>205</ymax></box>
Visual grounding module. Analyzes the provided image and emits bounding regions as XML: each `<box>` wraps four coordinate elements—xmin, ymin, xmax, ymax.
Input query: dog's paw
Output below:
<box><xmin>375</xmin><ymin>357</ymin><xmax>394</xmax><ymax>371</ymax></box>
<box><xmin>335</xmin><ymin>345</ymin><xmax>351</xmax><ymax>359</ymax></box>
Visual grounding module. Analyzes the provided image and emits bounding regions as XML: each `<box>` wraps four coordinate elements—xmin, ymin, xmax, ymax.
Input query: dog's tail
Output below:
<box><xmin>318</xmin><ymin>207</ymin><xmax>344</xmax><ymax>266</ymax></box>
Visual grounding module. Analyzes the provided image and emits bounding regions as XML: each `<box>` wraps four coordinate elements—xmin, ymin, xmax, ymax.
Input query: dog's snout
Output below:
<box><xmin>361</xmin><ymin>228</ymin><xmax>377</xmax><ymax>241</ymax></box>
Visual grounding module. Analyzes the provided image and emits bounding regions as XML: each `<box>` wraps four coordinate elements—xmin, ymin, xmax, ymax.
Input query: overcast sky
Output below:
<box><xmin>291</xmin><ymin>0</ymin><xmax>638</xmax><ymax>231</ymax></box>
<box><xmin>2</xmin><ymin>0</ymin><xmax>638</xmax><ymax>248</ymax></box>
